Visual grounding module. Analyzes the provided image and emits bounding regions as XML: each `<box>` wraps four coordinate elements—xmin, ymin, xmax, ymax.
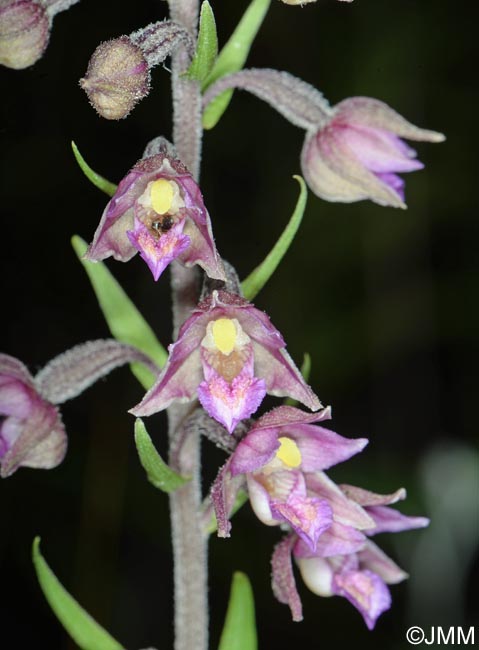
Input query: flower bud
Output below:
<box><xmin>301</xmin><ymin>97</ymin><xmax>445</xmax><ymax>208</ymax></box>
<box><xmin>81</xmin><ymin>22</ymin><xmax>193</xmax><ymax>120</ymax></box>
<box><xmin>80</xmin><ymin>35</ymin><xmax>150</xmax><ymax>120</ymax></box>
<box><xmin>0</xmin><ymin>0</ymin><xmax>50</xmax><ymax>69</ymax></box>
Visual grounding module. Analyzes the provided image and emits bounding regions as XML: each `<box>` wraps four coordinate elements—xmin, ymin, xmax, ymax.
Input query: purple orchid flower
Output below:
<box><xmin>272</xmin><ymin>478</ymin><xmax>429</xmax><ymax>629</ymax></box>
<box><xmin>0</xmin><ymin>354</ymin><xmax>66</xmax><ymax>477</ymax></box>
<box><xmin>301</xmin><ymin>96</ymin><xmax>445</xmax><ymax>208</ymax></box>
<box><xmin>210</xmin><ymin>405</ymin><xmax>367</xmax><ymax>545</ymax></box>
<box><xmin>85</xmin><ymin>145</ymin><xmax>225</xmax><ymax>282</ymax></box>
<box><xmin>0</xmin><ymin>341</ymin><xmax>159</xmax><ymax>477</ymax></box>
<box><xmin>131</xmin><ymin>294</ymin><xmax>321</xmax><ymax>433</ymax></box>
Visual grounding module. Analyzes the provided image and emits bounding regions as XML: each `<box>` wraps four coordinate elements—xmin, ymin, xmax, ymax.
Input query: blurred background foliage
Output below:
<box><xmin>0</xmin><ymin>0</ymin><xmax>477</xmax><ymax>648</ymax></box>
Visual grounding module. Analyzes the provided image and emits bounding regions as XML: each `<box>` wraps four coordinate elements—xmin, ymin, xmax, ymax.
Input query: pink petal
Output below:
<box><xmin>127</xmin><ymin>218</ymin><xmax>190</xmax><ymax>281</ymax></box>
<box><xmin>271</xmin><ymin>493</ymin><xmax>333</xmax><ymax>552</ymax></box>
<box><xmin>229</xmin><ymin>428</ymin><xmax>280</xmax><ymax>476</ymax></box>
<box><xmin>365</xmin><ymin>505</ymin><xmax>430</xmax><ymax>535</ymax></box>
<box><xmin>210</xmin><ymin>461</ymin><xmax>246</xmax><ymax>538</ymax></box>
<box><xmin>340</xmin><ymin>484</ymin><xmax>406</xmax><ymax>507</ymax></box>
<box><xmin>332</xmin><ymin>569</ymin><xmax>391</xmax><ymax>630</ymax></box>
<box><xmin>334</xmin><ymin>125</ymin><xmax>423</xmax><ymax>173</ymax></box>
<box><xmin>271</xmin><ymin>535</ymin><xmax>303</xmax><ymax>622</ymax></box>
<box><xmin>358</xmin><ymin>540</ymin><xmax>408</xmax><ymax>584</ymax></box>
<box><xmin>306</xmin><ymin>473</ymin><xmax>375</xmax><ymax>530</ymax></box>
<box><xmin>197</xmin><ymin>363</ymin><xmax>266</xmax><ymax>433</ymax></box>
<box><xmin>293</xmin><ymin>522</ymin><xmax>366</xmax><ymax>558</ymax></box>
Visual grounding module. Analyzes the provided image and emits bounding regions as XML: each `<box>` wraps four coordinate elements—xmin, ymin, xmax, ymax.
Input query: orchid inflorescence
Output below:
<box><xmin>1</xmin><ymin>0</ymin><xmax>444</xmax><ymax>646</ymax></box>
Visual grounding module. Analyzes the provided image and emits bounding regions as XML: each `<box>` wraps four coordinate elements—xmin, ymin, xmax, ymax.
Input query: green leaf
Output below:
<box><xmin>202</xmin><ymin>0</ymin><xmax>271</xmax><ymax>129</ymax></box>
<box><xmin>218</xmin><ymin>572</ymin><xmax>257</xmax><ymax>650</ymax></box>
<box><xmin>186</xmin><ymin>1</ymin><xmax>218</xmax><ymax>82</ymax></box>
<box><xmin>284</xmin><ymin>353</ymin><xmax>311</xmax><ymax>406</ymax></box>
<box><xmin>206</xmin><ymin>489</ymin><xmax>249</xmax><ymax>534</ymax></box>
<box><xmin>134</xmin><ymin>418</ymin><xmax>190</xmax><ymax>492</ymax></box>
<box><xmin>71</xmin><ymin>141</ymin><xmax>117</xmax><ymax>197</ymax></box>
<box><xmin>32</xmin><ymin>537</ymin><xmax>125</xmax><ymax>650</ymax></box>
<box><xmin>71</xmin><ymin>236</ymin><xmax>167</xmax><ymax>389</ymax></box>
<box><xmin>241</xmin><ymin>175</ymin><xmax>307</xmax><ymax>300</ymax></box>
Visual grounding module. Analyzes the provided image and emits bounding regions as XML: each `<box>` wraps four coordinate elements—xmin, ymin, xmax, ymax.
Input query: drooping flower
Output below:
<box><xmin>0</xmin><ymin>341</ymin><xmax>158</xmax><ymax>477</ymax></box>
<box><xmin>0</xmin><ymin>353</ymin><xmax>66</xmax><ymax>477</ymax></box>
<box><xmin>131</xmin><ymin>294</ymin><xmax>320</xmax><ymax>433</ymax></box>
<box><xmin>210</xmin><ymin>405</ymin><xmax>368</xmax><ymax>542</ymax></box>
<box><xmin>301</xmin><ymin>96</ymin><xmax>445</xmax><ymax>208</ymax></box>
<box><xmin>85</xmin><ymin>142</ymin><xmax>225</xmax><ymax>282</ymax></box>
<box><xmin>272</xmin><ymin>477</ymin><xmax>429</xmax><ymax>629</ymax></box>
<box><xmin>202</xmin><ymin>70</ymin><xmax>444</xmax><ymax>208</ymax></box>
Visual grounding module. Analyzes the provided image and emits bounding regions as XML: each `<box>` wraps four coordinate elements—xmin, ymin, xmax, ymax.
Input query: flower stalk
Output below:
<box><xmin>167</xmin><ymin>0</ymin><xmax>209</xmax><ymax>649</ymax></box>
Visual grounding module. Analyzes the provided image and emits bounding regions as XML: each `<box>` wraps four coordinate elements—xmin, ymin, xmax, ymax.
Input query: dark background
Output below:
<box><xmin>1</xmin><ymin>0</ymin><xmax>477</xmax><ymax>648</ymax></box>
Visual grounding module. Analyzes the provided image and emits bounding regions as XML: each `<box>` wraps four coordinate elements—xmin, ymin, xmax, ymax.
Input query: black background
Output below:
<box><xmin>1</xmin><ymin>0</ymin><xmax>477</xmax><ymax>649</ymax></box>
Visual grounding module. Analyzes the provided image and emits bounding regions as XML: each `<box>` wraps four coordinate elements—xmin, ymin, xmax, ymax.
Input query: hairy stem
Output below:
<box><xmin>167</xmin><ymin>1</ymin><xmax>208</xmax><ymax>650</ymax></box>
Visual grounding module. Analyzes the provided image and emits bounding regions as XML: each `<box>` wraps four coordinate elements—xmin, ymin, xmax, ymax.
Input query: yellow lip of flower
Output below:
<box><xmin>150</xmin><ymin>178</ymin><xmax>175</xmax><ymax>215</ymax></box>
<box><xmin>212</xmin><ymin>318</ymin><xmax>237</xmax><ymax>356</ymax></box>
<box><xmin>276</xmin><ymin>436</ymin><xmax>302</xmax><ymax>468</ymax></box>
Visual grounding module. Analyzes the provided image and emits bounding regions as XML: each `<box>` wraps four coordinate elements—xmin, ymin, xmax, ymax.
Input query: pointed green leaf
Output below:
<box><xmin>285</xmin><ymin>353</ymin><xmax>311</xmax><ymax>406</ymax></box>
<box><xmin>218</xmin><ymin>572</ymin><xmax>257</xmax><ymax>650</ymax></box>
<box><xmin>202</xmin><ymin>0</ymin><xmax>271</xmax><ymax>129</ymax></box>
<box><xmin>134</xmin><ymin>418</ymin><xmax>190</xmax><ymax>492</ymax></box>
<box><xmin>186</xmin><ymin>1</ymin><xmax>218</xmax><ymax>82</ymax></box>
<box><xmin>32</xmin><ymin>537</ymin><xmax>125</xmax><ymax>650</ymax></box>
<box><xmin>71</xmin><ymin>141</ymin><xmax>117</xmax><ymax>197</ymax></box>
<box><xmin>242</xmin><ymin>175</ymin><xmax>307</xmax><ymax>300</ymax></box>
<box><xmin>72</xmin><ymin>236</ymin><xmax>167</xmax><ymax>389</ymax></box>
<box><xmin>206</xmin><ymin>489</ymin><xmax>249</xmax><ymax>534</ymax></box>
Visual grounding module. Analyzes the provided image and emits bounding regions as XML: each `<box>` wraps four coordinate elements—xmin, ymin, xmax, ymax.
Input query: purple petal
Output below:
<box><xmin>287</xmin><ymin>423</ymin><xmax>368</xmax><ymax>472</ymax></box>
<box><xmin>340</xmin><ymin>484</ymin><xmax>406</xmax><ymax>507</ymax></box>
<box><xmin>271</xmin><ymin>535</ymin><xmax>303</xmax><ymax>622</ymax></box>
<box><xmin>127</xmin><ymin>218</ymin><xmax>190</xmax><ymax>281</ymax></box>
<box><xmin>85</xmin><ymin>167</ymin><xmax>144</xmax><ymax>261</ymax></box>
<box><xmin>253</xmin><ymin>405</ymin><xmax>332</xmax><ymax>431</ymax></box>
<box><xmin>306</xmin><ymin>473</ymin><xmax>375</xmax><ymax>530</ymax></box>
<box><xmin>301</xmin><ymin>131</ymin><xmax>373</xmax><ymax>205</ymax></box>
<box><xmin>335</xmin><ymin>126</ymin><xmax>423</xmax><ymax>174</ymax></box>
<box><xmin>229</xmin><ymin>428</ymin><xmax>280</xmax><ymax>476</ymax></box>
<box><xmin>358</xmin><ymin>540</ymin><xmax>408</xmax><ymax>584</ymax></box>
<box><xmin>334</xmin><ymin>97</ymin><xmax>445</xmax><ymax>143</ymax></box>
<box><xmin>203</xmin><ymin>293</ymin><xmax>320</xmax><ymax>412</ymax></box>
<box><xmin>210</xmin><ymin>461</ymin><xmax>246</xmax><ymax>537</ymax></box>
<box><xmin>365</xmin><ymin>505</ymin><xmax>430</xmax><ymax>535</ymax></box>
<box><xmin>294</xmin><ymin>522</ymin><xmax>366</xmax><ymax>558</ymax></box>
<box><xmin>197</xmin><ymin>359</ymin><xmax>266</xmax><ymax>433</ymax></box>
<box><xmin>0</xmin><ymin>377</ymin><xmax>35</xmax><ymax>418</ymax></box>
<box><xmin>0</xmin><ymin>401</ymin><xmax>66</xmax><ymax>477</ymax></box>
<box><xmin>332</xmin><ymin>569</ymin><xmax>392</xmax><ymax>630</ymax></box>
<box><xmin>181</xmin><ymin>212</ymin><xmax>226</xmax><ymax>281</ymax></box>
<box><xmin>131</xmin><ymin>313</ymin><xmax>207</xmax><ymax>416</ymax></box>
<box><xmin>0</xmin><ymin>417</ymin><xmax>22</xmax><ymax>457</ymax></box>
<box><xmin>246</xmin><ymin>470</ymin><xmax>307</xmax><ymax>527</ymax></box>
<box><xmin>252</xmin><ymin>343</ymin><xmax>321</xmax><ymax>411</ymax></box>
<box><xmin>318</xmin><ymin>125</ymin><xmax>407</xmax><ymax>208</ymax></box>
<box><xmin>375</xmin><ymin>172</ymin><xmax>405</xmax><ymax>200</ymax></box>
<box><xmin>0</xmin><ymin>354</ymin><xmax>35</xmax><ymax>387</ymax></box>
<box><xmin>271</xmin><ymin>494</ymin><xmax>333</xmax><ymax>552</ymax></box>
